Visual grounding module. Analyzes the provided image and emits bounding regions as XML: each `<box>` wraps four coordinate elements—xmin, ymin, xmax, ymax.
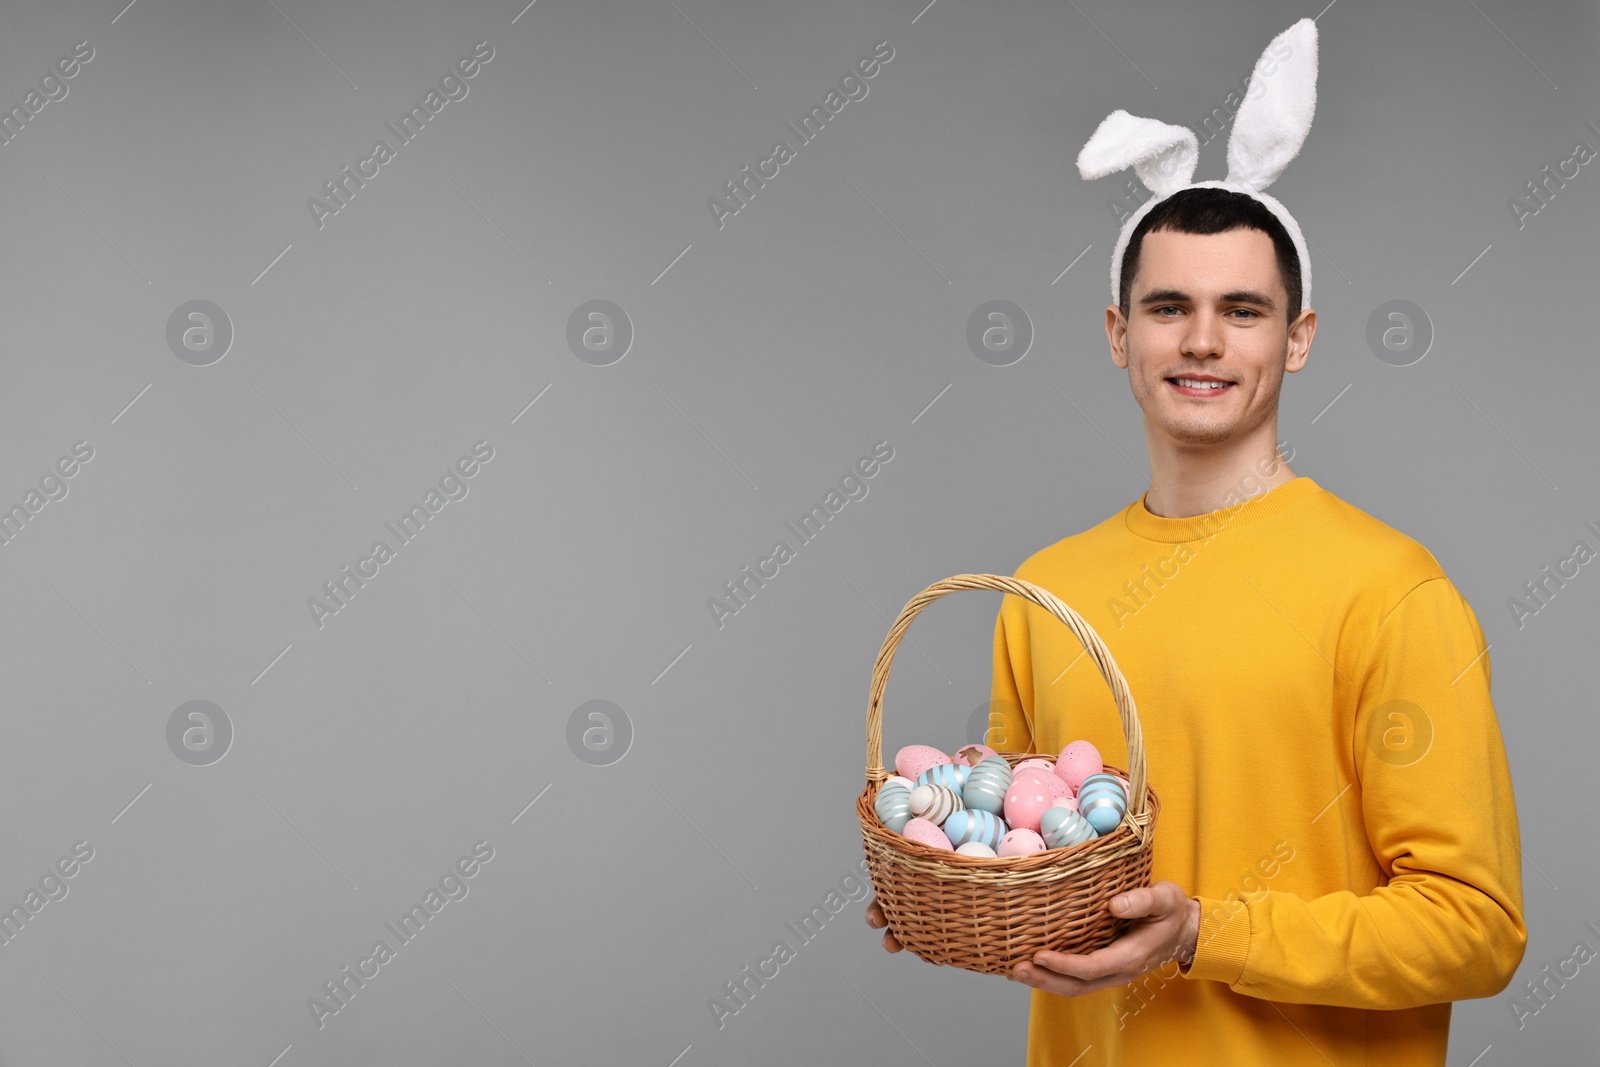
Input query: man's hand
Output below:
<box><xmin>864</xmin><ymin>896</ymin><xmax>902</xmax><ymax>953</ymax></box>
<box><xmin>1010</xmin><ymin>882</ymin><xmax>1200</xmax><ymax>996</ymax></box>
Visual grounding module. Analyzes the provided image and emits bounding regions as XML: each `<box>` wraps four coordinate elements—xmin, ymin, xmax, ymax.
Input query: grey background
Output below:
<box><xmin>0</xmin><ymin>0</ymin><xmax>1595</xmax><ymax>1064</ymax></box>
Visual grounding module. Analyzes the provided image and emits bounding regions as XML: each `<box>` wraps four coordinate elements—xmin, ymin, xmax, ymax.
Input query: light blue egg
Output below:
<box><xmin>962</xmin><ymin>774</ymin><xmax>1007</xmax><ymax>815</ymax></box>
<box><xmin>962</xmin><ymin>757</ymin><xmax>1013</xmax><ymax>815</ymax></box>
<box><xmin>1041</xmin><ymin>807</ymin><xmax>1097</xmax><ymax>849</ymax></box>
<box><xmin>973</xmin><ymin>755</ymin><xmax>1014</xmax><ymax>784</ymax></box>
<box><xmin>874</xmin><ymin>785</ymin><xmax>913</xmax><ymax>834</ymax></box>
<box><xmin>943</xmin><ymin>808</ymin><xmax>1007</xmax><ymax>850</ymax></box>
<box><xmin>1076</xmin><ymin>774</ymin><xmax>1127</xmax><ymax>835</ymax></box>
<box><xmin>915</xmin><ymin>763</ymin><xmax>971</xmax><ymax>793</ymax></box>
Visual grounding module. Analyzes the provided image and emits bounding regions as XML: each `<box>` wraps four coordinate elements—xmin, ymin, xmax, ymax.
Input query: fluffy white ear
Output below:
<box><xmin>1225</xmin><ymin>18</ymin><xmax>1318</xmax><ymax>190</ymax></box>
<box><xmin>1077</xmin><ymin>109</ymin><xmax>1198</xmax><ymax>197</ymax></box>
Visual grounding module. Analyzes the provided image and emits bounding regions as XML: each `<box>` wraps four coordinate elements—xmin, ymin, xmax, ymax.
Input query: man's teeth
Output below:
<box><xmin>1172</xmin><ymin>378</ymin><xmax>1230</xmax><ymax>389</ymax></box>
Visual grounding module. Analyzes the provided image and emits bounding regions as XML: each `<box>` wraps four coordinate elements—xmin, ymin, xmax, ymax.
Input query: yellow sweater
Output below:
<box><xmin>988</xmin><ymin>475</ymin><xmax>1526</xmax><ymax>1066</ymax></box>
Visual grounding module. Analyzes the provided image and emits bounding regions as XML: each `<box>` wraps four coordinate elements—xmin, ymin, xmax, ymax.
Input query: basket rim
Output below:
<box><xmin>862</xmin><ymin>757</ymin><xmax>1158</xmax><ymax>867</ymax></box>
<box><xmin>864</xmin><ymin>573</ymin><xmax>1151</xmax><ymax>827</ymax></box>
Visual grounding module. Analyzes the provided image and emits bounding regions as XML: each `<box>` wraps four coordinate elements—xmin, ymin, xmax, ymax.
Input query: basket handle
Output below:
<box><xmin>864</xmin><ymin>573</ymin><xmax>1149</xmax><ymax>821</ymax></box>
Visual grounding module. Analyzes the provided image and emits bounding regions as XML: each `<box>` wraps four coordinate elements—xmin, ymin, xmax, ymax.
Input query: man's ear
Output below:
<box><xmin>1106</xmin><ymin>305</ymin><xmax>1131</xmax><ymax>370</ymax></box>
<box><xmin>1285</xmin><ymin>308</ymin><xmax>1315</xmax><ymax>373</ymax></box>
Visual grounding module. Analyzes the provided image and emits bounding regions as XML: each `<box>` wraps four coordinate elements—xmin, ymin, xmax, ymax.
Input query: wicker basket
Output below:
<box><xmin>857</xmin><ymin>573</ymin><xmax>1160</xmax><ymax>975</ymax></box>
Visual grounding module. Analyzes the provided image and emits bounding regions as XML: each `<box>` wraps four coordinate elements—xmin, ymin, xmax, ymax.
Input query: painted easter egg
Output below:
<box><xmin>902</xmin><ymin>817</ymin><xmax>953</xmax><ymax>851</ymax></box>
<box><xmin>1076</xmin><ymin>773</ymin><xmax>1128</xmax><ymax>835</ymax></box>
<box><xmin>997</xmin><ymin>828</ymin><xmax>1047</xmax><ymax>857</ymax></box>
<box><xmin>915</xmin><ymin>762</ymin><xmax>971</xmax><ymax>794</ymax></box>
<box><xmin>942</xmin><ymin>808</ymin><xmax>1008</xmax><ymax>851</ymax></box>
<box><xmin>1003</xmin><ymin>770</ymin><xmax>1055</xmax><ymax>834</ymax></box>
<box><xmin>954</xmin><ymin>841</ymin><xmax>998</xmax><ymax>858</ymax></box>
<box><xmin>953</xmin><ymin>743</ymin><xmax>999</xmax><ymax>768</ymax></box>
<box><xmin>962</xmin><ymin>756</ymin><xmax>1014</xmax><ymax>816</ymax></box>
<box><xmin>1014</xmin><ymin>758</ymin><xmax>1056</xmax><ymax>777</ymax></box>
<box><xmin>908</xmin><ymin>784</ymin><xmax>964</xmax><ymax>826</ymax></box>
<box><xmin>969</xmin><ymin>755</ymin><xmax>1014</xmax><ymax>785</ymax></box>
<box><xmin>962</xmin><ymin>774</ymin><xmax>1007</xmax><ymax>816</ymax></box>
<box><xmin>1050</xmin><ymin>794</ymin><xmax>1080</xmax><ymax>812</ymax></box>
<box><xmin>874</xmin><ymin>783</ymin><xmax>913</xmax><ymax>834</ymax></box>
<box><xmin>895</xmin><ymin>745</ymin><xmax>952</xmax><ymax>782</ymax></box>
<box><xmin>1037</xmin><ymin>772</ymin><xmax>1071</xmax><ymax>801</ymax></box>
<box><xmin>884</xmin><ymin>775</ymin><xmax>917</xmax><ymax>793</ymax></box>
<box><xmin>1040</xmin><ymin>806</ymin><xmax>1098</xmax><ymax>849</ymax></box>
<box><xmin>1054</xmin><ymin>740</ymin><xmax>1103</xmax><ymax>793</ymax></box>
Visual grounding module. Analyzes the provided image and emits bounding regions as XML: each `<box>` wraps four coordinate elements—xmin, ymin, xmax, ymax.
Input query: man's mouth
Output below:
<box><xmin>1166</xmin><ymin>377</ymin><xmax>1235</xmax><ymax>397</ymax></box>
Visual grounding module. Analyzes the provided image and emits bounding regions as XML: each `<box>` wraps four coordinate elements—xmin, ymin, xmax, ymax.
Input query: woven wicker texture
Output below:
<box><xmin>857</xmin><ymin>573</ymin><xmax>1160</xmax><ymax>974</ymax></box>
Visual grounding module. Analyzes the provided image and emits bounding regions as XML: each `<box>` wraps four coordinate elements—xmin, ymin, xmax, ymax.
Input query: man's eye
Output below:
<box><xmin>1229</xmin><ymin>308</ymin><xmax>1259</xmax><ymax>319</ymax></box>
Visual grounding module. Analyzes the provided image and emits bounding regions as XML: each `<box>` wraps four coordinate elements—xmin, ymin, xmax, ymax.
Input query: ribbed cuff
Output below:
<box><xmin>1181</xmin><ymin>895</ymin><xmax>1251</xmax><ymax>985</ymax></box>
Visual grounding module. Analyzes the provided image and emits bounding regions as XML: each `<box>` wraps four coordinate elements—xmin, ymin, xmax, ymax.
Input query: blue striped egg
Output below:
<box><xmin>972</xmin><ymin>755</ymin><xmax>1014</xmax><ymax>783</ymax></box>
<box><xmin>908</xmin><ymin>784</ymin><xmax>964</xmax><ymax>826</ymax></box>
<box><xmin>942</xmin><ymin>808</ymin><xmax>1007</xmax><ymax>850</ymax></box>
<box><xmin>874</xmin><ymin>783</ymin><xmax>913</xmax><ymax>834</ymax></box>
<box><xmin>1040</xmin><ymin>806</ymin><xmax>1097</xmax><ymax>849</ymax></box>
<box><xmin>1076</xmin><ymin>773</ymin><xmax>1128</xmax><ymax>835</ymax></box>
<box><xmin>962</xmin><ymin>756</ymin><xmax>1013</xmax><ymax>815</ymax></box>
<box><xmin>915</xmin><ymin>762</ymin><xmax>971</xmax><ymax>794</ymax></box>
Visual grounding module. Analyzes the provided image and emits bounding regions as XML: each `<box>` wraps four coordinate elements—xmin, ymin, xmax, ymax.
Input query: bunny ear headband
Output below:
<box><xmin>1077</xmin><ymin>17</ymin><xmax>1318</xmax><ymax>315</ymax></box>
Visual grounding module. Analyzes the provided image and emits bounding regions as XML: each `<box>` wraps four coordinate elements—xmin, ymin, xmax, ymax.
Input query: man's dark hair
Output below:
<box><xmin>1119</xmin><ymin>187</ymin><xmax>1302</xmax><ymax>321</ymax></box>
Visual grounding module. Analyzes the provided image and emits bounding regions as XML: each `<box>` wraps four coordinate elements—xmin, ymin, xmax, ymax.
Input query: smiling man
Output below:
<box><xmin>867</xmin><ymin>182</ymin><xmax>1528</xmax><ymax>1064</ymax></box>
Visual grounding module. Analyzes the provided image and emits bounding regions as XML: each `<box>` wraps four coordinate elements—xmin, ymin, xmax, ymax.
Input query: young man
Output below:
<box><xmin>866</xmin><ymin>187</ymin><xmax>1527</xmax><ymax>1064</ymax></box>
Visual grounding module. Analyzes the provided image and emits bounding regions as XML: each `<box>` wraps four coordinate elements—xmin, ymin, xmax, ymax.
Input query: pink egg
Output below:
<box><xmin>1038</xmin><ymin>773</ymin><xmax>1071</xmax><ymax>801</ymax></box>
<box><xmin>1111</xmin><ymin>774</ymin><xmax>1132</xmax><ymax>802</ymax></box>
<box><xmin>1003</xmin><ymin>770</ymin><xmax>1055</xmax><ymax>834</ymax></box>
<box><xmin>1050</xmin><ymin>795</ymin><xmax>1080</xmax><ymax>812</ymax></box>
<box><xmin>997</xmin><ymin>828</ymin><xmax>1046</xmax><ymax>857</ymax></box>
<box><xmin>953</xmin><ymin>743</ymin><xmax>998</xmax><ymax>768</ymax></box>
<box><xmin>901</xmin><ymin>817</ymin><xmax>953</xmax><ymax>851</ymax></box>
<box><xmin>1054</xmin><ymin>741</ymin><xmax>1103</xmax><ymax>793</ymax></box>
<box><xmin>895</xmin><ymin>745</ymin><xmax>952</xmax><ymax>782</ymax></box>
<box><xmin>1014</xmin><ymin>758</ymin><xmax>1055</xmax><ymax>777</ymax></box>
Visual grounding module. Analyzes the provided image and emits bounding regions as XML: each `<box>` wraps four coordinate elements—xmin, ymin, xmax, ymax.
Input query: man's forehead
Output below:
<box><xmin>1136</xmin><ymin>228</ymin><xmax>1283</xmax><ymax>296</ymax></box>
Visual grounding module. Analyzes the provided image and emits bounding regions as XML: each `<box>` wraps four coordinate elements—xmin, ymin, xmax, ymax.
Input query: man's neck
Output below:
<box><xmin>1141</xmin><ymin>429</ymin><xmax>1295</xmax><ymax>519</ymax></box>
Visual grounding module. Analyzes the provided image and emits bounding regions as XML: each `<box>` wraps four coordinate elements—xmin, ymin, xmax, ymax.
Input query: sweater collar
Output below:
<box><xmin>1124</xmin><ymin>475</ymin><xmax>1322</xmax><ymax>543</ymax></box>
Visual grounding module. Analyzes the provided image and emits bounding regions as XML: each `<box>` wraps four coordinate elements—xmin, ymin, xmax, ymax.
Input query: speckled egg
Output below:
<box><xmin>908</xmin><ymin>784</ymin><xmax>964</xmax><ymax>826</ymax></box>
<box><xmin>902</xmin><ymin>817</ymin><xmax>953</xmax><ymax>851</ymax></box>
<box><xmin>942</xmin><ymin>808</ymin><xmax>1008</xmax><ymax>851</ymax></box>
<box><xmin>1014</xmin><ymin>758</ymin><xmax>1056</xmax><ymax>777</ymax></box>
<box><xmin>953</xmin><ymin>743</ymin><xmax>999</xmax><ymax>767</ymax></box>
<box><xmin>997</xmin><ymin>828</ymin><xmax>1047</xmax><ymax>857</ymax></box>
<box><xmin>1037</xmin><ymin>772</ymin><xmax>1071</xmax><ymax>801</ymax></box>
<box><xmin>915</xmin><ymin>762</ymin><xmax>971</xmax><ymax>794</ymax></box>
<box><xmin>874</xmin><ymin>783</ymin><xmax>913</xmax><ymax>834</ymax></box>
<box><xmin>1003</xmin><ymin>770</ymin><xmax>1056</xmax><ymax>834</ymax></box>
<box><xmin>1040</xmin><ymin>806</ymin><xmax>1098</xmax><ymax>849</ymax></box>
<box><xmin>895</xmin><ymin>745</ymin><xmax>952</xmax><ymax>782</ymax></box>
<box><xmin>1076</xmin><ymin>773</ymin><xmax>1128</xmax><ymax>835</ymax></box>
<box><xmin>1054</xmin><ymin>741</ymin><xmax>1103</xmax><ymax>793</ymax></box>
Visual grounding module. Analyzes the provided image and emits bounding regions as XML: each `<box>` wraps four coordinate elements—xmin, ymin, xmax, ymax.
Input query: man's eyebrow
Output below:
<box><xmin>1137</xmin><ymin>287</ymin><xmax>1278</xmax><ymax>311</ymax></box>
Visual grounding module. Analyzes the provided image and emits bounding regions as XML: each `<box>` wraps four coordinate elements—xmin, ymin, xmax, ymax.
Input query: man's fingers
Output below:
<box><xmin>1111</xmin><ymin>881</ymin><xmax>1184</xmax><ymax>918</ymax></box>
<box><xmin>865</xmin><ymin>897</ymin><xmax>901</xmax><ymax>951</ymax></box>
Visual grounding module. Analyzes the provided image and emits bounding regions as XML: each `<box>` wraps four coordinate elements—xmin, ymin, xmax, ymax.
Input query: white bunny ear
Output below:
<box><xmin>1225</xmin><ymin>18</ymin><xmax>1318</xmax><ymax>190</ymax></box>
<box><xmin>1077</xmin><ymin>109</ymin><xmax>1198</xmax><ymax>197</ymax></box>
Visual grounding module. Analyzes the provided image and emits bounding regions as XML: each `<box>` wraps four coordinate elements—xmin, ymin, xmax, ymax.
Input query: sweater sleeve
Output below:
<box><xmin>988</xmin><ymin>595</ymin><xmax>1036</xmax><ymax>754</ymax></box>
<box><xmin>1181</xmin><ymin>577</ymin><xmax>1529</xmax><ymax>1007</ymax></box>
